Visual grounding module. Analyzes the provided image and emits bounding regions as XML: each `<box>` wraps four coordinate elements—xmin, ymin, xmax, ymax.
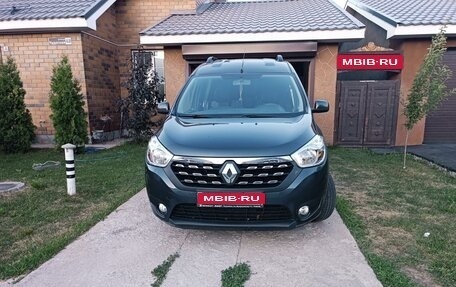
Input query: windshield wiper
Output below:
<box><xmin>178</xmin><ymin>114</ymin><xmax>212</xmax><ymax>118</ymax></box>
<box><xmin>239</xmin><ymin>114</ymin><xmax>278</xmax><ymax>118</ymax></box>
<box><xmin>240</xmin><ymin>112</ymin><xmax>303</xmax><ymax>118</ymax></box>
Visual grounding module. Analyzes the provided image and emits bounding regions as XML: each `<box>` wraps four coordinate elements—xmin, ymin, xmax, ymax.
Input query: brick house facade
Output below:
<box><xmin>0</xmin><ymin>32</ymin><xmax>85</xmax><ymax>139</ymax></box>
<box><xmin>1</xmin><ymin>0</ymin><xmax>196</xmax><ymax>143</ymax></box>
<box><xmin>345</xmin><ymin>0</ymin><xmax>456</xmax><ymax>144</ymax></box>
<box><xmin>1</xmin><ymin>0</ymin><xmax>364</xmax><ymax>145</ymax></box>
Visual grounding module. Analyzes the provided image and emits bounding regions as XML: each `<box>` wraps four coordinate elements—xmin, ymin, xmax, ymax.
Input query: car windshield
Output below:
<box><xmin>175</xmin><ymin>74</ymin><xmax>306</xmax><ymax>117</ymax></box>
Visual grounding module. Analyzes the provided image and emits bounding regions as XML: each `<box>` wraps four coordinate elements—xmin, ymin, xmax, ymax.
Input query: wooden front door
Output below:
<box><xmin>337</xmin><ymin>80</ymin><xmax>399</xmax><ymax>146</ymax></box>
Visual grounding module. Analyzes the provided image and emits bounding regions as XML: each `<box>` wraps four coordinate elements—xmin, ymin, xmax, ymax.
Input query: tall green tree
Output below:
<box><xmin>0</xmin><ymin>57</ymin><xmax>35</xmax><ymax>153</ymax></box>
<box><xmin>402</xmin><ymin>28</ymin><xmax>456</xmax><ymax>168</ymax></box>
<box><xmin>49</xmin><ymin>56</ymin><xmax>88</xmax><ymax>149</ymax></box>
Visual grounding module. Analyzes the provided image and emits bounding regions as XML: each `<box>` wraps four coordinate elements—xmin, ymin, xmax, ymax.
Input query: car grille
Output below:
<box><xmin>170</xmin><ymin>204</ymin><xmax>292</xmax><ymax>223</ymax></box>
<box><xmin>170</xmin><ymin>160</ymin><xmax>293</xmax><ymax>188</ymax></box>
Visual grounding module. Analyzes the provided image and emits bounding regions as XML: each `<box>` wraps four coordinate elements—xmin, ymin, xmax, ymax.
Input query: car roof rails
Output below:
<box><xmin>276</xmin><ymin>55</ymin><xmax>284</xmax><ymax>62</ymax></box>
<box><xmin>206</xmin><ymin>56</ymin><xmax>217</xmax><ymax>64</ymax></box>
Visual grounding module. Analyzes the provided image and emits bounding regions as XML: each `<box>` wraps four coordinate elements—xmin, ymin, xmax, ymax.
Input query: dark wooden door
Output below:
<box><xmin>337</xmin><ymin>82</ymin><xmax>367</xmax><ymax>145</ymax></box>
<box><xmin>424</xmin><ymin>49</ymin><xmax>456</xmax><ymax>143</ymax></box>
<box><xmin>338</xmin><ymin>81</ymin><xmax>399</xmax><ymax>146</ymax></box>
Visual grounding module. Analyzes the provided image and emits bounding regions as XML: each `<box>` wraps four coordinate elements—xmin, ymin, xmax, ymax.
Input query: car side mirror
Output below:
<box><xmin>312</xmin><ymin>100</ymin><xmax>329</xmax><ymax>113</ymax></box>
<box><xmin>157</xmin><ymin>102</ymin><xmax>170</xmax><ymax>114</ymax></box>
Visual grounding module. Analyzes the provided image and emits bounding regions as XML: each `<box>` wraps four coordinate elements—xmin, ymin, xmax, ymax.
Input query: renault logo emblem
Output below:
<box><xmin>220</xmin><ymin>162</ymin><xmax>239</xmax><ymax>184</ymax></box>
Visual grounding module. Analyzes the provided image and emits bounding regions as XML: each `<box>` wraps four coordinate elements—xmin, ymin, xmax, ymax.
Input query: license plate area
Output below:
<box><xmin>197</xmin><ymin>192</ymin><xmax>265</xmax><ymax>208</ymax></box>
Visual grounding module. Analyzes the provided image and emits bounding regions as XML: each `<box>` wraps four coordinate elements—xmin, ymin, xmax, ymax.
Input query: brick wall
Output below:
<box><xmin>392</xmin><ymin>39</ymin><xmax>430</xmax><ymax>146</ymax></box>
<box><xmin>0</xmin><ymin>0</ymin><xmax>199</xmax><ymax>142</ymax></box>
<box><xmin>115</xmin><ymin>0</ymin><xmax>196</xmax><ymax>98</ymax></box>
<box><xmin>82</xmin><ymin>6</ymin><xmax>121</xmax><ymax>134</ymax></box>
<box><xmin>313</xmin><ymin>44</ymin><xmax>338</xmax><ymax>145</ymax></box>
<box><xmin>164</xmin><ymin>47</ymin><xmax>188</xmax><ymax>105</ymax></box>
<box><xmin>0</xmin><ymin>33</ymin><xmax>86</xmax><ymax>142</ymax></box>
<box><xmin>116</xmin><ymin>0</ymin><xmax>196</xmax><ymax>44</ymax></box>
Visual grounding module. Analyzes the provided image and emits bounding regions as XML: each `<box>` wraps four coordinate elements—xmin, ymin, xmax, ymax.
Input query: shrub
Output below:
<box><xmin>49</xmin><ymin>56</ymin><xmax>88</xmax><ymax>149</ymax></box>
<box><xmin>122</xmin><ymin>48</ymin><xmax>164</xmax><ymax>141</ymax></box>
<box><xmin>0</xmin><ymin>57</ymin><xmax>35</xmax><ymax>153</ymax></box>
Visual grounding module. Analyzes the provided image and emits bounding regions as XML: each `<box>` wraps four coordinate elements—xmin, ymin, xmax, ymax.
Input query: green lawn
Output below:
<box><xmin>331</xmin><ymin>148</ymin><xmax>456</xmax><ymax>287</ymax></box>
<box><xmin>0</xmin><ymin>143</ymin><xmax>146</xmax><ymax>279</ymax></box>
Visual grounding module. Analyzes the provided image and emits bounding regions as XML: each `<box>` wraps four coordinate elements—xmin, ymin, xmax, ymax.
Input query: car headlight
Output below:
<box><xmin>147</xmin><ymin>136</ymin><xmax>173</xmax><ymax>167</ymax></box>
<box><xmin>291</xmin><ymin>135</ymin><xmax>326</xmax><ymax>168</ymax></box>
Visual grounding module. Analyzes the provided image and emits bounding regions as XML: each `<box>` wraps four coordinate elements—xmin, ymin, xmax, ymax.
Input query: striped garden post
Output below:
<box><xmin>61</xmin><ymin>143</ymin><xmax>76</xmax><ymax>196</ymax></box>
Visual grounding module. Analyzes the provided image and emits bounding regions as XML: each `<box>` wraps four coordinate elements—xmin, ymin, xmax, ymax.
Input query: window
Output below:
<box><xmin>132</xmin><ymin>50</ymin><xmax>165</xmax><ymax>96</ymax></box>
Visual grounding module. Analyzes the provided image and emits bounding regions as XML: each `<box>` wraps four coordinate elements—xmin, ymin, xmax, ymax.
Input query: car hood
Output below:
<box><xmin>157</xmin><ymin>115</ymin><xmax>316</xmax><ymax>157</ymax></box>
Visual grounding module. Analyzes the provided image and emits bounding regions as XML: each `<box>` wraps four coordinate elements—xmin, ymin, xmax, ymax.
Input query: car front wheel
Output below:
<box><xmin>314</xmin><ymin>174</ymin><xmax>336</xmax><ymax>222</ymax></box>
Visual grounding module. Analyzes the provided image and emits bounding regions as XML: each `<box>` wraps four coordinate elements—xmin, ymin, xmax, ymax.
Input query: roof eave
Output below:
<box><xmin>85</xmin><ymin>0</ymin><xmax>117</xmax><ymax>30</ymax></box>
<box><xmin>0</xmin><ymin>17</ymin><xmax>92</xmax><ymax>33</ymax></box>
<box><xmin>140</xmin><ymin>29</ymin><xmax>366</xmax><ymax>45</ymax></box>
<box><xmin>391</xmin><ymin>24</ymin><xmax>456</xmax><ymax>38</ymax></box>
<box><xmin>347</xmin><ymin>2</ymin><xmax>397</xmax><ymax>38</ymax></box>
<box><xmin>83</xmin><ymin>0</ymin><xmax>113</xmax><ymax>19</ymax></box>
<box><xmin>0</xmin><ymin>0</ymin><xmax>116</xmax><ymax>33</ymax></box>
<box><xmin>347</xmin><ymin>1</ymin><xmax>456</xmax><ymax>38</ymax></box>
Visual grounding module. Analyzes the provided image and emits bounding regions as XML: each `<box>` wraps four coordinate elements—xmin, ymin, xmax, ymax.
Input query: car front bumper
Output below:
<box><xmin>145</xmin><ymin>159</ymin><xmax>329</xmax><ymax>229</ymax></box>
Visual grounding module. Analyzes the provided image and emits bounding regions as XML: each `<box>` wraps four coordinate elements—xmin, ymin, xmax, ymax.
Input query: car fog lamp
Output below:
<box><xmin>158</xmin><ymin>203</ymin><xmax>168</xmax><ymax>214</ymax></box>
<box><xmin>298</xmin><ymin>206</ymin><xmax>310</xmax><ymax>216</ymax></box>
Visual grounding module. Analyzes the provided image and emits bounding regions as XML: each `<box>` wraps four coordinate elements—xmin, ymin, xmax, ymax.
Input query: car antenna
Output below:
<box><xmin>239</xmin><ymin>52</ymin><xmax>246</xmax><ymax>102</ymax></box>
<box><xmin>240</xmin><ymin>52</ymin><xmax>246</xmax><ymax>73</ymax></box>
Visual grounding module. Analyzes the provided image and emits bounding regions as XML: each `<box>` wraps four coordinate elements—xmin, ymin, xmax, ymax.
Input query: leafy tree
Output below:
<box><xmin>122</xmin><ymin>48</ymin><xmax>164</xmax><ymax>141</ymax></box>
<box><xmin>0</xmin><ymin>57</ymin><xmax>35</xmax><ymax>153</ymax></box>
<box><xmin>402</xmin><ymin>28</ymin><xmax>456</xmax><ymax>168</ymax></box>
<box><xmin>49</xmin><ymin>56</ymin><xmax>88</xmax><ymax>149</ymax></box>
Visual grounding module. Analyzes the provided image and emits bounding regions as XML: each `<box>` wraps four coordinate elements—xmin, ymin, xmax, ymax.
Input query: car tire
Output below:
<box><xmin>314</xmin><ymin>174</ymin><xmax>336</xmax><ymax>222</ymax></box>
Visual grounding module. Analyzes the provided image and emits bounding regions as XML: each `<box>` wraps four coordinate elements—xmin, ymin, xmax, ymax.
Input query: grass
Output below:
<box><xmin>151</xmin><ymin>253</ymin><xmax>180</xmax><ymax>287</ymax></box>
<box><xmin>330</xmin><ymin>148</ymin><xmax>456</xmax><ymax>287</ymax></box>
<box><xmin>0</xmin><ymin>143</ymin><xmax>146</xmax><ymax>280</ymax></box>
<box><xmin>221</xmin><ymin>262</ymin><xmax>251</xmax><ymax>287</ymax></box>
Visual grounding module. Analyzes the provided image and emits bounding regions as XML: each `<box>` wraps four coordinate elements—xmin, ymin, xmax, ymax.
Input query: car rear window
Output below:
<box><xmin>175</xmin><ymin>74</ymin><xmax>307</xmax><ymax>117</ymax></box>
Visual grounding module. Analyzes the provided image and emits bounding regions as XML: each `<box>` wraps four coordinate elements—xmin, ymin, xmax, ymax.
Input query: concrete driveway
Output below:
<box><xmin>4</xmin><ymin>190</ymin><xmax>382</xmax><ymax>287</ymax></box>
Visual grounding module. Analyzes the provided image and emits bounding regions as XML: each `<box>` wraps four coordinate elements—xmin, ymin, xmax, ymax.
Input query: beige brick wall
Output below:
<box><xmin>313</xmin><ymin>44</ymin><xmax>338</xmax><ymax>145</ymax></box>
<box><xmin>0</xmin><ymin>33</ymin><xmax>86</xmax><ymax>139</ymax></box>
<box><xmin>164</xmin><ymin>47</ymin><xmax>188</xmax><ymax>106</ymax></box>
<box><xmin>393</xmin><ymin>40</ymin><xmax>430</xmax><ymax>146</ymax></box>
<box><xmin>116</xmin><ymin>0</ymin><xmax>196</xmax><ymax>98</ymax></box>
<box><xmin>116</xmin><ymin>0</ymin><xmax>195</xmax><ymax>44</ymax></box>
<box><xmin>0</xmin><ymin>1</ymin><xmax>219</xmax><ymax>141</ymax></box>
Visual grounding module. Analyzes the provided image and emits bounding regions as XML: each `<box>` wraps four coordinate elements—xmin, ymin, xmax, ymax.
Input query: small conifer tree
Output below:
<box><xmin>49</xmin><ymin>56</ymin><xmax>88</xmax><ymax>149</ymax></box>
<box><xmin>0</xmin><ymin>57</ymin><xmax>35</xmax><ymax>153</ymax></box>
